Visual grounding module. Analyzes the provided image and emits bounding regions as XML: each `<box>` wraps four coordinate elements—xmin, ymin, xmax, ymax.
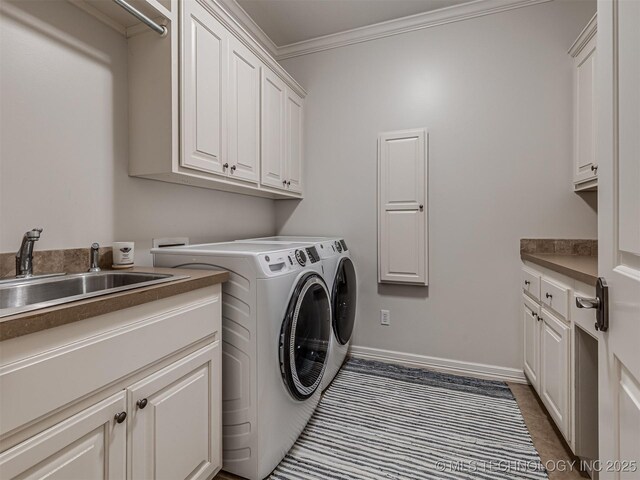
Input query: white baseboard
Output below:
<box><xmin>349</xmin><ymin>345</ymin><xmax>528</xmax><ymax>384</ymax></box>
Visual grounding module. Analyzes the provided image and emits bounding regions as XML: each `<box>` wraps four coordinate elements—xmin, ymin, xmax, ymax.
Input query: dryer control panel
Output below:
<box><xmin>257</xmin><ymin>248</ymin><xmax>315</xmax><ymax>277</ymax></box>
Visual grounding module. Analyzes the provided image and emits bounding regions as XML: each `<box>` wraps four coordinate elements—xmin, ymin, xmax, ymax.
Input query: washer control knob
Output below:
<box><xmin>335</xmin><ymin>241</ymin><xmax>343</xmax><ymax>253</ymax></box>
<box><xmin>295</xmin><ymin>249</ymin><xmax>307</xmax><ymax>266</ymax></box>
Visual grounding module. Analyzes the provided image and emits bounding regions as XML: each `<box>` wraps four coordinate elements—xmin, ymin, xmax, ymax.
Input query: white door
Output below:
<box><xmin>228</xmin><ymin>36</ymin><xmax>260</xmax><ymax>183</ymax></box>
<box><xmin>181</xmin><ymin>0</ymin><xmax>227</xmax><ymax>176</ymax></box>
<box><xmin>378</xmin><ymin>129</ymin><xmax>428</xmax><ymax>285</ymax></box>
<box><xmin>128</xmin><ymin>343</ymin><xmax>221</xmax><ymax>480</ymax></box>
<box><xmin>575</xmin><ymin>34</ymin><xmax>598</xmax><ymax>185</ymax></box>
<box><xmin>523</xmin><ymin>296</ymin><xmax>541</xmax><ymax>390</ymax></box>
<box><xmin>261</xmin><ymin>69</ymin><xmax>286</xmax><ymax>190</ymax></box>
<box><xmin>539</xmin><ymin>309</ymin><xmax>571</xmax><ymax>441</ymax></box>
<box><xmin>0</xmin><ymin>392</ymin><xmax>126</xmax><ymax>479</ymax></box>
<box><xmin>285</xmin><ymin>88</ymin><xmax>304</xmax><ymax>193</ymax></box>
<box><xmin>596</xmin><ymin>1</ymin><xmax>640</xmax><ymax>477</ymax></box>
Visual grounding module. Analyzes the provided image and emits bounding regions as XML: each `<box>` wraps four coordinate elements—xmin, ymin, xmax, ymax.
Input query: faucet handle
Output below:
<box><xmin>26</xmin><ymin>228</ymin><xmax>43</xmax><ymax>239</ymax></box>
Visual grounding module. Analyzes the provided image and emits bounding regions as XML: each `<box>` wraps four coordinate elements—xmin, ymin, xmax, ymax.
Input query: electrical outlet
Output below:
<box><xmin>380</xmin><ymin>309</ymin><xmax>390</xmax><ymax>326</ymax></box>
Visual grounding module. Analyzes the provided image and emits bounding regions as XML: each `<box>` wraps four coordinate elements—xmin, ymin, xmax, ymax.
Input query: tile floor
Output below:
<box><xmin>509</xmin><ymin>382</ymin><xmax>588</xmax><ymax>480</ymax></box>
<box><xmin>216</xmin><ymin>382</ymin><xmax>588</xmax><ymax>480</ymax></box>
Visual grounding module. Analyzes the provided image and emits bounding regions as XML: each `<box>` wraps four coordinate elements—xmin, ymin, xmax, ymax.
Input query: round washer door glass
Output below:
<box><xmin>333</xmin><ymin>257</ymin><xmax>357</xmax><ymax>345</ymax></box>
<box><xmin>280</xmin><ymin>274</ymin><xmax>331</xmax><ymax>400</ymax></box>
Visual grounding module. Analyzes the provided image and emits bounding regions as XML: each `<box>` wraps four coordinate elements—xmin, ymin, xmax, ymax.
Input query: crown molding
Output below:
<box><xmin>215</xmin><ymin>0</ymin><xmax>279</xmax><ymax>56</ymax></box>
<box><xmin>568</xmin><ymin>13</ymin><xmax>596</xmax><ymax>57</ymax></box>
<box><xmin>275</xmin><ymin>0</ymin><xmax>553</xmax><ymax>60</ymax></box>
<box><xmin>216</xmin><ymin>0</ymin><xmax>553</xmax><ymax>60</ymax></box>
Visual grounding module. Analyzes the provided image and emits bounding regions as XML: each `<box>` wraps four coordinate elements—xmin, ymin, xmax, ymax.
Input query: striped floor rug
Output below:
<box><xmin>269</xmin><ymin>358</ymin><xmax>547</xmax><ymax>479</ymax></box>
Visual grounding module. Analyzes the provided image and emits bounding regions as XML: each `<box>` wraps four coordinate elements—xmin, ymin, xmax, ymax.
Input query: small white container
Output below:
<box><xmin>112</xmin><ymin>242</ymin><xmax>135</xmax><ymax>268</ymax></box>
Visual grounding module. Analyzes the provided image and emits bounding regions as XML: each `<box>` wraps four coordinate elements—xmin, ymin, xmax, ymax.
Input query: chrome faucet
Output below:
<box><xmin>89</xmin><ymin>243</ymin><xmax>101</xmax><ymax>272</ymax></box>
<box><xmin>15</xmin><ymin>228</ymin><xmax>43</xmax><ymax>277</ymax></box>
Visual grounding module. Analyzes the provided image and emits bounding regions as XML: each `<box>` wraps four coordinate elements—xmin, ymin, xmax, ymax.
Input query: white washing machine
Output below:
<box><xmin>235</xmin><ymin>236</ymin><xmax>357</xmax><ymax>391</ymax></box>
<box><xmin>152</xmin><ymin>241</ymin><xmax>331</xmax><ymax>480</ymax></box>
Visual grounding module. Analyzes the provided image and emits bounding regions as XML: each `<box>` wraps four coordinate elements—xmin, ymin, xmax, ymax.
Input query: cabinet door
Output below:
<box><xmin>523</xmin><ymin>299</ymin><xmax>541</xmax><ymax>391</ymax></box>
<box><xmin>285</xmin><ymin>88</ymin><xmax>304</xmax><ymax>193</ymax></box>
<box><xmin>228</xmin><ymin>36</ymin><xmax>260</xmax><ymax>183</ymax></box>
<box><xmin>0</xmin><ymin>392</ymin><xmax>126</xmax><ymax>480</ymax></box>
<box><xmin>128</xmin><ymin>342</ymin><xmax>221</xmax><ymax>480</ymax></box>
<box><xmin>261</xmin><ymin>69</ymin><xmax>287</xmax><ymax>190</ymax></box>
<box><xmin>181</xmin><ymin>0</ymin><xmax>227</xmax><ymax>176</ymax></box>
<box><xmin>540</xmin><ymin>309</ymin><xmax>571</xmax><ymax>440</ymax></box>
<box><xmin>574</xmin><ymin>35</ymin><xmax>597</xmax><ymax>186</ymax></box>
<box><xmin>378</xmin><ymin>129</ymin><xmax>428</xmax><ymax>285</ymax></box>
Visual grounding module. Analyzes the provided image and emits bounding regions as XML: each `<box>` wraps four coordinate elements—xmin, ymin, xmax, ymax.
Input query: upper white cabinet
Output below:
<box><xmin>228</xmin><ymin>35</ymin><xmax>261</xmax><ymax>183</ymax></box>
<box><xmin>261</xmin><ymin>68</ymin><xmax>287</xmax><ymax>190</ymax></box>
<box><xmin>569</xmin><ymin>15</ymin><xmax>597</xmax><ymax>191</ymax></box>
<box><xmin>119</xmin><ymin>0</ymin><xmax>305</xmax><ymax>199</ymax></box>
<box><xmin>378</xmin><ymin>129</ymin><xmax>428</xmax><ymax>285</ymax></box>
<box><xmin>285</xmin><ymin>89</ymin><xmax>304</xmax><ymax>193</ymax></box>
<box><xmin>181</xmin><ymin>0</ymin><xmax>227</xmax><ymax>176</ymax></box>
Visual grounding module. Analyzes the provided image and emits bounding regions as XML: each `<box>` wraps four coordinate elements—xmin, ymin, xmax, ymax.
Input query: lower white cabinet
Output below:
<box><xmin>521</xmin><ymin>266</ymin><xmax>572</xmax><ymax>445</ymax></box>
<box><xmin>539</xmin><ymin>309</ymin><xmax>571</xmax><ymax>439</ymax></box>
<box><xmin>129</xmin><ymin>343</ymin><xmax>221</xmax><ymax>480</ymax></box>
<box><xmin>0</xmin><ymin>392</ymin><xmax>127</xmax><ymax>479</ymax></box>
<box><xmin>0</xmin><ymin>286</ymin><xmax>222</xmax><ymax>480</ymax></box>
<box><xmin>523</xmin><ymin>296</ymin><xmax>541</xmax><ymax>391</ymax></box>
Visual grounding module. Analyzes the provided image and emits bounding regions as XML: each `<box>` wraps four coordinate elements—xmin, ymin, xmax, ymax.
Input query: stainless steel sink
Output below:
<box><xmin>0</xmin><ymin>271</ymin><xmax>188</xmax><ymax>318</ymax></box>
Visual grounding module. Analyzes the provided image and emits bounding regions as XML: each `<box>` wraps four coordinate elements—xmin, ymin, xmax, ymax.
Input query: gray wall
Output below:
<box><xmin>0</xmin><ymin>0</ymin><xmax>275</xmax><ymax>257</ymax></box>
<box><xmin>276</xmin><ymin>0</ymin><xmax>598</xmax><ymax>371</ymax></box>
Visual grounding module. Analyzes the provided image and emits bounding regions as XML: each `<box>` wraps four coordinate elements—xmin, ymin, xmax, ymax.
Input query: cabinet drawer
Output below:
<box><xmin>541</xmin><ymin>277</ymin><xmax>570</xmax><ymax>319</ymax></box>
<box><xmin>522</xmin><ymin>267</ymin><xmax>541</xmax><ymax>301</ymax></box>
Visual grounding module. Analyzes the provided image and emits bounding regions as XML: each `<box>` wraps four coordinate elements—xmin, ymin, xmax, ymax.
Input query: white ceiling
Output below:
<box><xmin>236</xmin><ymin>0</ymin><xmax>475</xmax><ymax>46</ymax></box>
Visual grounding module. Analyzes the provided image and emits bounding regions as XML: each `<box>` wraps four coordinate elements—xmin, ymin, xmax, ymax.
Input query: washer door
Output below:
<box><xmin>280</xmin><ymin>273</ymin><xmax>331</xmax><ymax>400</ymax></box>
<box><xmin>332</xmin><ymin>257</ymin><xmax>357</xmax><ymax>345</ymax></box>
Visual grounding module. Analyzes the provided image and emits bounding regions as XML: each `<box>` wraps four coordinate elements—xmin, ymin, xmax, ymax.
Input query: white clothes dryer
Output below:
<box><xmin>235</xmin><ymin>236</ymin><xmax>357</xmax><ymax>391</ymax></box>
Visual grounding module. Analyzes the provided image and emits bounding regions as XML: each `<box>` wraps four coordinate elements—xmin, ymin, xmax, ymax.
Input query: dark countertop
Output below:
<box><xmin>0</xmin><ymin>267</ymin><xmax>228</xmax><ymax>342</ymax></box>
<box><xmin>521</xmin><ymin>253</ymin><xmax>598</xmax><ymax>286</ymax></box>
